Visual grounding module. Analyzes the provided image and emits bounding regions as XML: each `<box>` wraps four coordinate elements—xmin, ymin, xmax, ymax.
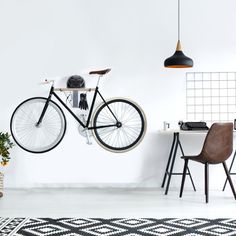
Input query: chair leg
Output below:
<box><xmin>178</xmin><ymin>140</ymin><xmax>196</xmax><ymax>192</ymax></box>
<box><xmin>187</xmin><ymin>166</ymin><xmax>197</xmax><ymax>191</ymax></box>
<box><xmin>222</xmin><ymin>150</ymin><xmax>236</xmax><ymax>191</ymax></box>
<box><xmin>205</xmin><ymin>163</ymin><xmax>209</xmax><ymax>203</ymax></box>
<box><xmin>179</xmin><ymin>159</ymin><xmax>188</xmax><ymax>198</ymax></box>
<box><xmin>223</xmin><ymin>162</ymin><xmax>236</xmax><ymax>200</ymax></box>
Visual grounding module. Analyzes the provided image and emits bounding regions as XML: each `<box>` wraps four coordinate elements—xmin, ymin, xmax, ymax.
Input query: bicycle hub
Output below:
<box><xmin>116</xmin><ymin>122</ymin><xmax>122</xmax><ymax>128</ymax></box>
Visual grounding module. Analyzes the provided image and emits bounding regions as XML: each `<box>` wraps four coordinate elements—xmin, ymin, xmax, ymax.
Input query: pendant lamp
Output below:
<box><xmin>164</xmin><ymin>0</ymin><xmax>193</xmax><ymax>68</ymax></box>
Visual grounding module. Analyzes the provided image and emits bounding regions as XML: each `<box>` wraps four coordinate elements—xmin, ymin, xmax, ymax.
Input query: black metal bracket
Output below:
<box><xmin>222</xmin><ymin>150</ymin><xmax>236</xmax><ymax>191</ymax></box>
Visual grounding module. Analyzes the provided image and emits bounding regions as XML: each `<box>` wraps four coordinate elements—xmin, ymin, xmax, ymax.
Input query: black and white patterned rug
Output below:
<box><xmin>1</xmin><ymin>218</ymin><xmax>236</xmax><ymax>236</ymax></box>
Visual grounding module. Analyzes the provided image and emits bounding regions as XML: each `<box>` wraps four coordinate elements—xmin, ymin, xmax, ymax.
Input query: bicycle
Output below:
<box><xmin>10</xmin><ymin>69</ymin><xmax>147</xmax><ymax>153</ymax></box>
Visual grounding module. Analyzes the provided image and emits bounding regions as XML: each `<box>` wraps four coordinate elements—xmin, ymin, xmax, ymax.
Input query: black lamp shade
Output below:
<box><xmin>164</xmin><ymin>50</ymin><xmax>193</xmax><ymax>68</ymax></box>
<box><xmin>164</xmin><ymin>0</ymin><xmax>193</xmax><ymax>69</ymax></box>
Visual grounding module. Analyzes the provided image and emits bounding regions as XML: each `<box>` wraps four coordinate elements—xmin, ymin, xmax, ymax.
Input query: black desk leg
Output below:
<box><xmin>222</xmin><ymin>150</ymin><xmax>236</xmax><ymax>191</ymax></box>
<box><xmin>161</xmin><ymin>133</ymin><xmax>177</xmax><ymax>188</ymax></box>
<box><xmin>178</xmin><ymin>139</ymin><xmax>196</xmax><ymax>192</ymax></box>
<box><xmin>165</xmin><ymin>133</ymin><xmax>179</xmax><ymax>195</ymax></box>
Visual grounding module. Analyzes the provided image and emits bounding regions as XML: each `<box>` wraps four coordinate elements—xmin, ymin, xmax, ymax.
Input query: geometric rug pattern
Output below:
<box><xmin>1</xmin><ymin>218</ymin><xmax>236</xmax><ymax>236</ymax></box>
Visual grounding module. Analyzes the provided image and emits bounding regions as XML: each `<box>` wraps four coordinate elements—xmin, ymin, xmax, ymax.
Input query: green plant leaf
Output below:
<box><xmin>0</xmin><ymin>132</ymin><xmax>14</xmax><ymax>166</ymax></box>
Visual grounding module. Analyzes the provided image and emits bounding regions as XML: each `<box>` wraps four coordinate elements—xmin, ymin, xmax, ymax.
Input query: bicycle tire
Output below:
<box><xmin>93</xmin><ymin>98</ymin><xmax>147</xmax><ymax>152</ymax></box>
<box><xmin>10</xmin><ymin>97</ymin><xmax>66</xmax><ymax>153</ymax></box>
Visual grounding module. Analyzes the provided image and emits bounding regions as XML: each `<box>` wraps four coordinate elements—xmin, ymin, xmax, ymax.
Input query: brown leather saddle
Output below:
<box><xmin>89</xmin><ymin>68</ymin><xmax>111</xmax><ymax>75</ymax></box>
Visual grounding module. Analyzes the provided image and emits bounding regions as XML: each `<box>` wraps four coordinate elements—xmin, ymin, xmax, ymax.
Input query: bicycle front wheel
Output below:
<box><xmin>10</xmin><ymin>97</ymin><xmax>66</xmax><ymax>153</ymax></box>
<box><xmin>93</xmin><ymin>98</ymin><xmax>147</xmax><ymax>152</ymax></box>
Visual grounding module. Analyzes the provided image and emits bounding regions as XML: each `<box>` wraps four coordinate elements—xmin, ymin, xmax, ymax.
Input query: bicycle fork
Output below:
<box><xmin>36</xmin><ymin>87</ymin><xmax>53</xmax><ymax>126</ymax></box>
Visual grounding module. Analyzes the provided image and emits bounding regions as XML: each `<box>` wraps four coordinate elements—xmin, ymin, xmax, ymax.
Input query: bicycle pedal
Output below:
<box><xmin>86</xmin><ymin>140</ymin><xmax>92</xmax><ymax>145</ymax></box>
<box><xmin>85</xmin><ymin>129</ymin><xmax>92</xmax><ymax>145</ymax></box>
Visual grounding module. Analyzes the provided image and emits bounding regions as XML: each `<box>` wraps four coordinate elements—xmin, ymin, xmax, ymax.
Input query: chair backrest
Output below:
<box><xmin>200</xmin><ymin>123</ymin><xmax>233</xmax><ymax>164</ymax></box>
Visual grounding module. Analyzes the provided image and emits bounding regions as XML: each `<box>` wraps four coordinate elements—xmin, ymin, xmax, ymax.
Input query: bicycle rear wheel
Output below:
<box><xmin>10</xmin><ymin>97</ymin><xmax>66</xmax><ymax>153</ymax></box>
<box><xmin>93</xmin><ymin>98</ymin><xmax>146</xmax><ymax>152</ymax></box>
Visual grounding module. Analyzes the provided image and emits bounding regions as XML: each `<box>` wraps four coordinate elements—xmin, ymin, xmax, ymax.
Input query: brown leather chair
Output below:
<box><xmin>179</xmin><ymin>122</ymin><xmax>236</xmax><ymax>203</ymax></box>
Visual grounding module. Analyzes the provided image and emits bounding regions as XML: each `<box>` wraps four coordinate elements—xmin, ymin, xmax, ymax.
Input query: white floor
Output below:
<box><xmin>0</xmin><ymin>188</ymin><xmax>236</xmax><ymax>218</ymax></box>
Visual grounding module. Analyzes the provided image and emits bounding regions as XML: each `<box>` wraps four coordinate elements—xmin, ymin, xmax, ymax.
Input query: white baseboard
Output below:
<box><xmin>5</xmin><ymin>182</ymin><xmax>161</xmax><ymax>189</ymax></box>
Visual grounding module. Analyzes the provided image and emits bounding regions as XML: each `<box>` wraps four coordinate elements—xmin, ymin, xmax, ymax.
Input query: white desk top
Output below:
<box><xmin>158</xmin><ymin>129</ymin><xmax>236</xmax><ymax>135</ymax></box>
<box><xmin>158</xmin><ymin>129</ymin><xmax>208</xmax><ymax>134</ymax></box>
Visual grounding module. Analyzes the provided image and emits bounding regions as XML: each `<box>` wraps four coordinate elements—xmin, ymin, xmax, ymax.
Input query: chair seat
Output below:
<box><xmin>181</xmin><ymin>155</ymin><xmax>206</xmax><ymax>164</ymax></box>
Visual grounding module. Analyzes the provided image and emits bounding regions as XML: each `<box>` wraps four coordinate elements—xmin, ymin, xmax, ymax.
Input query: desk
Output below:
<box><xmin>161</xmin><ymin>129</ymin><xmax>236</xmax><ymax>194</ymax></box>
<box><xmin>160</xmin><ymin>130</ymin><xmax>208</xmax><ymax>195</ymax></box>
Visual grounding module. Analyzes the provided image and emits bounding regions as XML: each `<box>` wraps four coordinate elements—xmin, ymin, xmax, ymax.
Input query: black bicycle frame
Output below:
<box><xmin>36</xmin><ymin>86</ymin><xmax>118</xmax><ymax>130</ymax></box>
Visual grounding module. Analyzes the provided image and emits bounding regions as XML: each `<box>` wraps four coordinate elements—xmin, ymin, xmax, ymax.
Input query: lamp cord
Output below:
<box><xmin>178</xmin><ymin>0</ymin><xmax>180</xmax><ymax>41</ymax></box>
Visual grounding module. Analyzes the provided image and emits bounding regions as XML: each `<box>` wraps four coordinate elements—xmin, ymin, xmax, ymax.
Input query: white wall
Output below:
<box><xmin>1</xmin><ymin>0</ymin><xmax>236</xmax><ymax>190</ymax></box>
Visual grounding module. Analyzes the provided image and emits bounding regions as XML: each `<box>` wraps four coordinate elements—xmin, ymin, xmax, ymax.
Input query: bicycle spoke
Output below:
<box><xmin>94</xmin><ymin>99</ymin><xmax>146</xmax><ymax>152</ymax></box>
<box><xmin>11</xmin><ymin>98</ymin><xmax>66</xmax><ymax>153</ymax></box>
